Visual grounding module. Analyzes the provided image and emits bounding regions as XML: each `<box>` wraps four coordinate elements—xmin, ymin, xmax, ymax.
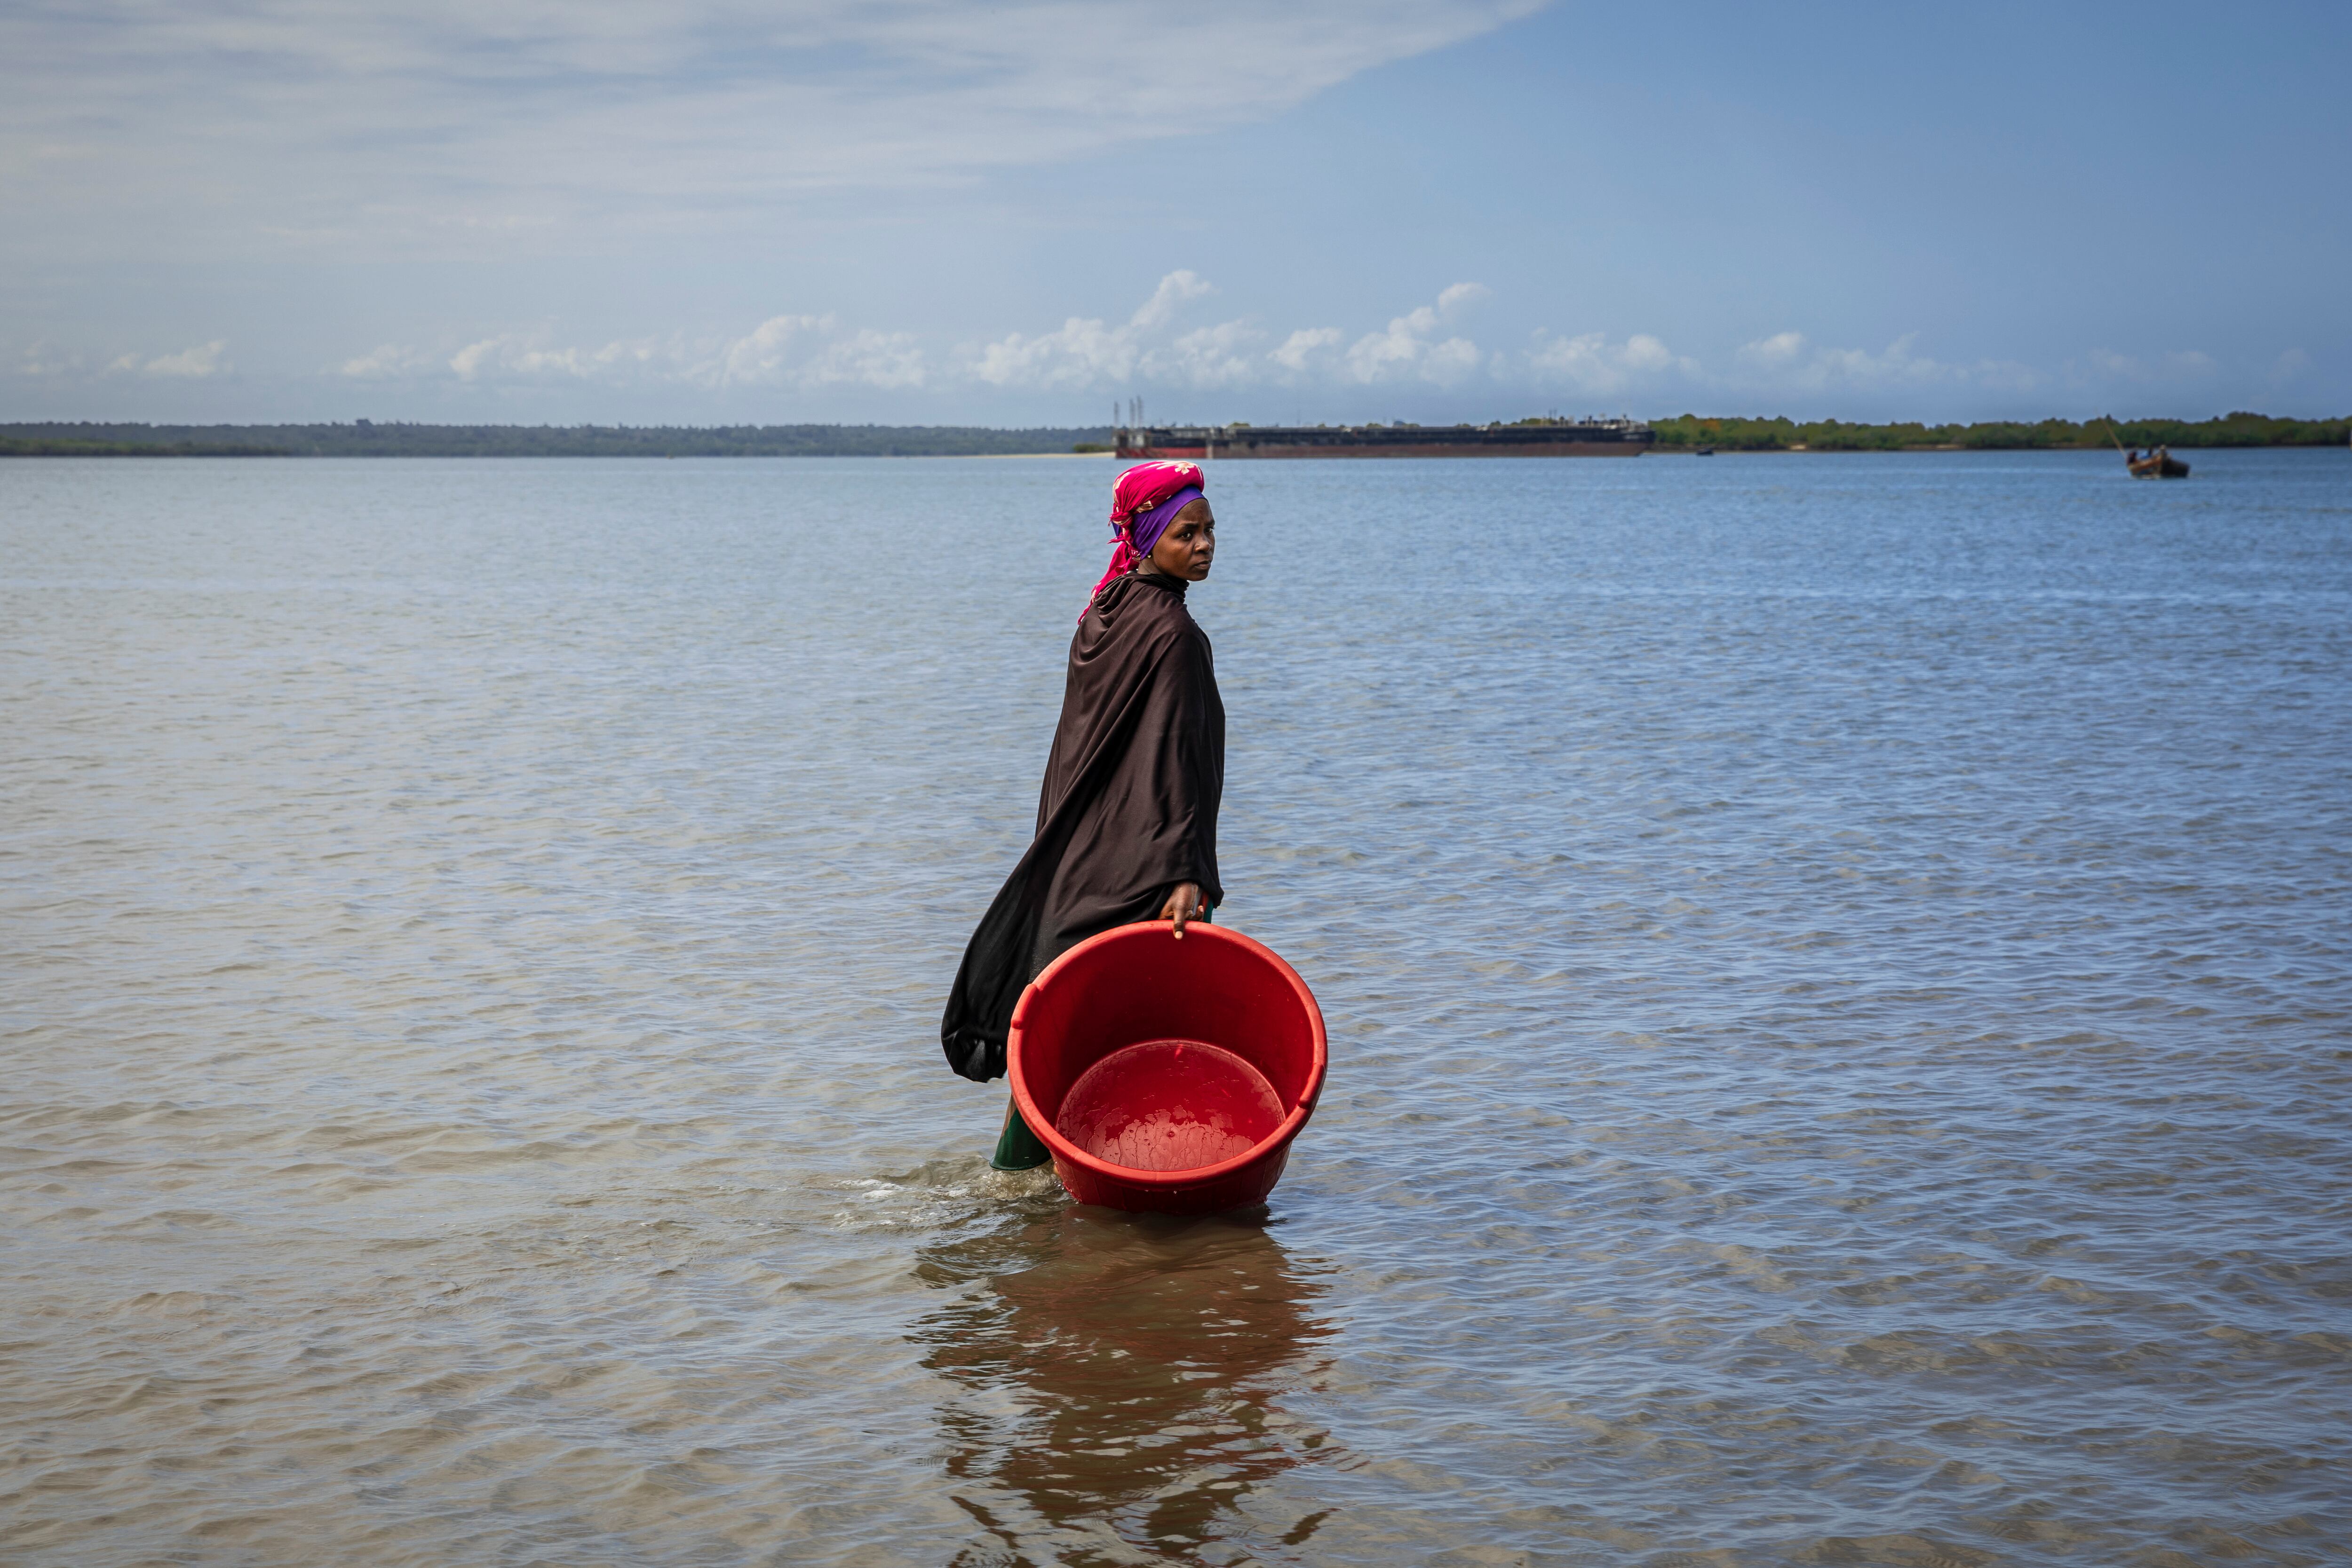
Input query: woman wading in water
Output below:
<box><xmin>941</xmin><ymin>461</ymin><xmax>1224</xmax><ymax>1168</ymax></box>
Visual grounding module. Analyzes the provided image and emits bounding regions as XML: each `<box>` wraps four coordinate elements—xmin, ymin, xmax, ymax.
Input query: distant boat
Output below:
<box><xmin>1694</xmin><ymin>446</ymin><xmax>1716</xmax><ymax>457</ymax></box>
<box><xmin>2128</xmin><ymin>446</ymin><xmax>2190</xmax><ymax>479</ymax></box>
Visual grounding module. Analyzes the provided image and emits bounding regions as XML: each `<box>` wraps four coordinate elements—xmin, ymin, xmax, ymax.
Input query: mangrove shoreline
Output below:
<box><xmin>2</xmin><ymin>412</ymin><xmax>2345</xmax><ymax>459</ymax></box>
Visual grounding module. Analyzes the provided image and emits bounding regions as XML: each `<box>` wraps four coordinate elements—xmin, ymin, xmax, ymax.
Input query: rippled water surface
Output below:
<box><xmin>5</xmin><ymin>451</ymin><xmax>2349</xmax><ymax>1566</ymax></box>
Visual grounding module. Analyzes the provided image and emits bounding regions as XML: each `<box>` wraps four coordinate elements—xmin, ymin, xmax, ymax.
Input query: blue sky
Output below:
<box><xmin>5</xmin><ymin>0</ymin><xmax>2345</xmax><ymax>426</ymax></box>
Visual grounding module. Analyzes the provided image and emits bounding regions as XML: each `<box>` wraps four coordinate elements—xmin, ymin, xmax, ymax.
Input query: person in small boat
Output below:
<box><xmin>940</xmin><ymin>460</ymin><xmax>1225</xmax><ymax>1169</ymax></box>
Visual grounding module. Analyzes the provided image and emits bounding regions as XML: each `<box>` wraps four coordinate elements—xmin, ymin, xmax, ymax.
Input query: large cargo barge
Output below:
<box><xmin>1114</xmin><ymin>417</ymin><xmax>1653</xmax><ymax>459</ymax></box>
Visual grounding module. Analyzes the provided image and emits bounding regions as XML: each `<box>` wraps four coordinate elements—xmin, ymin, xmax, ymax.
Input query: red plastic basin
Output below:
<box><xmin>1008</xmin><ymin>921</ymin><xmax>1327</xmax><ymax>1214</ymax></box>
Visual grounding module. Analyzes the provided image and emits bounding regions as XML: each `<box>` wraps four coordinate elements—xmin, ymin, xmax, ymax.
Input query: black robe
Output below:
<box><xmin>941</xmin><ymin>567</ymin><xmax>1226</xmax><ymax>1083</ymax></box>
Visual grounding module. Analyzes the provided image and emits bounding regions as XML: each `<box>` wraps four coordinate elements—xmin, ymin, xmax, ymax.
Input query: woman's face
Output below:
<box><xmin>1148</xmin><ymin>498</ymin><xmax>1216</xmax><ymax>581</ymax></box>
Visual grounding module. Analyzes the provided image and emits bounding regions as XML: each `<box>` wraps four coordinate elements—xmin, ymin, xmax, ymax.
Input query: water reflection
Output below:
<box><xmin>913</xmin><ymin>1204</ymin><xmax>1334</xmax><ymax>1565</ymax></box>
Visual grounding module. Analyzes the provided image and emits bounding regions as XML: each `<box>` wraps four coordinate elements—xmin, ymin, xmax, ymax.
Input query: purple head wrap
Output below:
<box><xmin>1129</xmin><ymin>486</ymin><xmax>1204</xmax><ymax>558</ymax></box>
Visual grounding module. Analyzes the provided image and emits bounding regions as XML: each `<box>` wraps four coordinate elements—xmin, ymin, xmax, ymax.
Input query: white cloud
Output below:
<box><xmin>339</xmin><ymin>343</ymin><xmax>439</xmax><ymax>380</ymax></box>
<box><xmin>1805</xmin><ymin>335</ymin><xmax>1945</xmax><ymax>386</ymax></box>
<box><xmin>972</xmin><ymin>270</ymin><xmax>1253</xmax><ymax>390</ymax></box>
<box><xmin>711</xmin><ymin>315</ymin><xmax>835</xmax><ymax>387</ymax></box>
<box><xmin>1270</xmin><ymin>327</ymin><xmax>1343</xmax><ymax>374</ymax></box>
<box><xmin>325</xmin><ymin>300</ymin><xmax>2277</xmax><ymax>415</ymax></box>
<box><xmin>1526</xmin><ymin>330</ymin><xmax>1692</xmax><ymax>394</ymax></box>
<box><xmin>402</xmin><ymin>315</ymin><xmax>929</xmax><ymax>391</ymax></box>
<box><xmin>105</xmin><ymin>340</ymin><xmax>230</xmax><ymax>378</ymax></box>
<box><xmin>974</xmin><ymin>316</ymin><xmax>1145</xmax><ymax>391</ymax></box>
<box><xmin>1735</xmin><ymin>331</ymin><xmax>2040</xmax><ymax>394</ymax></box>
<box><xmin>1129</xmin><ymin>271</ymin><xmax>1217</xmax><ymax>332</ymax></box>
<box><xmin>968</xmin><ymin>277</ymin><xmax>1500</xmax><ymax>394</ymax></box>
<box><xmin>149</xmin><ymin>340</ymin><xmax>229</xmax><ymax>378</ymax></box>
<box><xmin>1738</xmin><ymin>331</ymin><xmax>1807</xmax><ymax>370</ymax></box>
<box><xmin>1163</xmin><ymin>321</ymin><xmax>1265</xmax><ymax>390</ymax></box>
<box><xmin>1344</xmin><ymin>284</ymin><xmax>1489</xmax><ymax>385</ymax></box>
<box><xmin>16</xmin><ymin>343</ymin><xmax>84</xmax><ymax>378</ymax></box>
<box><xmin>448</xmin><ymin>334</ymin><xmax>668</xmax><ymax>382</ymax></box>
<box><xmin>1434</xmin><ymin>283</ymin><xmax>1489</xmax><ymax>321</ymax></box>
<box><xmin>2</xmin><ymin>1</ymin><xmax>1547</xmax><ymax>261</ymax></box>
<box><xmin>803</xmin><ymin>329</ymin><xmax>927</xmax><ymax>390</ymax></box>
<box><xmin>2075</xmin><ymin>347</ymin><xmax>2219</xmax><ymax>386</ymax></box>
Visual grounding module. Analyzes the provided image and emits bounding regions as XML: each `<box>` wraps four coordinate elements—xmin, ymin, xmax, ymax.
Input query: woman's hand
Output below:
<box><xmin>1158</xmin><ymin>882</ymin><xmax>1204</xmax><ymax>939</ymax></box>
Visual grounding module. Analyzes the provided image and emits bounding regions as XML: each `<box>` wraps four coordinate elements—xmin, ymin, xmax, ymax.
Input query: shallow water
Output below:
<box><xmin>3</xmin><ymin>449</ymin><xmax>2348</xmax><ymax>1566</ymax></box>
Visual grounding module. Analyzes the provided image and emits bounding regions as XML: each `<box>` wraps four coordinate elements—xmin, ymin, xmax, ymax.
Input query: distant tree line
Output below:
<box><xmin>0</xmin><ymin>422</ymin><xmax>1114</xmax><ymax>458</ymax></box>
<box><xmin>0</xmin><ymin>434</ymin><xmax>296</xmax><ymax>456</ymax></box>
<box><xmin>7</xmin><ymin>413</ymin><xmax>2346</xmax><ymax>459</ymax></box>
<box><xmin>1649</xmin><ymin>411</ymin><xmax>2351</xmax><ymax>451</ymax></box>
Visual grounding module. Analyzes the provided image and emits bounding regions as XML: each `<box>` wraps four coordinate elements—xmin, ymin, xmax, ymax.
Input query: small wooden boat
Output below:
<box><xmin>1694</xmin><ymin>446</ymin><xmax>1716</xmax><ymax>457</ymax></box>
<box><xmin>2127</xmin><ymin>445</ymin><xmax>2190</xmax><ymax>479</ymax></box>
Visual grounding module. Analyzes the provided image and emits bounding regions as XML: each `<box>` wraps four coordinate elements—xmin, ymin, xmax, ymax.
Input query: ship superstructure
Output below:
<box><xmin>1112</xmin><ymin>418</ymin><xmax>1654</xmax><ymax>459</ymax></box>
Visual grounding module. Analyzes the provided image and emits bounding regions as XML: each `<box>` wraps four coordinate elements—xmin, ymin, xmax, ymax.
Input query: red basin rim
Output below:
<box><xmin>1006</xmin><ymin>922</ymin><xmax>1327</xmax><ymax>1192</ymax></box>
